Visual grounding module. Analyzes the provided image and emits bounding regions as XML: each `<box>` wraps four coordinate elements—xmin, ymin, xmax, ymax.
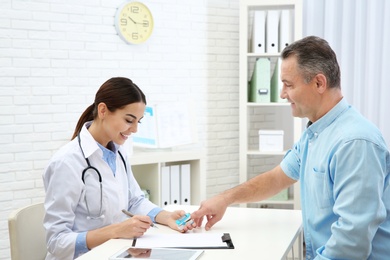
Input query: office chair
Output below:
<box><xmin>8</xmin><ymin>202</ymin><xmax>47</xmax><ymax>260</ymax></box>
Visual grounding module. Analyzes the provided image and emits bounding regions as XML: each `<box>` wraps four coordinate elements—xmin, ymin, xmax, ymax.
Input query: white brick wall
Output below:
<box><xmin>0</xmin><ymin>0</ymin><xmax>240</xmax><ymax>258</ymax></box>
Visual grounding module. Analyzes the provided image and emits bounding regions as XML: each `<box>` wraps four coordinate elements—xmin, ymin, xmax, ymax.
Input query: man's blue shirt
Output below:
<box><xmin>281</xmin><ymin>98</ymin><xmax>390</xmax><ymax>259</ymax></box>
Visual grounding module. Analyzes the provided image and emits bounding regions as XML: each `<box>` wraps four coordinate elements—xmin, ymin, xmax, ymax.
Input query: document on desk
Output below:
<box><xmin>133</xmin><ymin>232</ymin><xmax>234</xmax><ymax>249</ymax></box>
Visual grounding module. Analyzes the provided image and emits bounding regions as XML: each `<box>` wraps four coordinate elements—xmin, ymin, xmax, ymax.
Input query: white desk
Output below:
<box><xmin>76</xmin><ymin>205</ymin><xmax>303</xmax><ymax>260</ymax></box>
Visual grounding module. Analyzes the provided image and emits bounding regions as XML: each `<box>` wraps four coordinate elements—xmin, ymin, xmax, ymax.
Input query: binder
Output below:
<box><xmin>132</xmin><ymin>233</ymin><xmax>235</xmax><ymax>249</ymax></box>
<box><xmin>169</xmin><ymin>165</ymin><xmax>181</xmax><ymax>205</ymax></box>
<box><xmin>279</xmin><ymin>9</ymin><xmax>293</xmax><ymax>52</ymax></box>
<box><xmin>180</xmin><ymin>164</ymin><xmax>191</xmax><ymax>205</ymax></box>
<box><xmin>265</xmin><ymin>10</ymin><xmax>280</xmax><ymax>53</ymax></box>
<box><xmin>161</xmin><ymin>166</ymin><xmax>170</xmax><ymax>207</ymax></box>
<box><xmin>251</xmin><ymin>11</ymin><xmax>266</xmax><ymax>53</ymax></box>
<box><xmin>270</xmin><ymin>57</ymin><xmax>286</xmax><ymax>103</ymax></box>
<box><xmin>249</xmin><ymin>58</ymin><xmax>271</xmax><ymax>103</ymax></box>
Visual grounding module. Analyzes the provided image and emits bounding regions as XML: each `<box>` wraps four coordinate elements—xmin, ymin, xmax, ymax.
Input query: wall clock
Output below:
<box><xmin>115</xmin><ymin>1</ymin><xmax>154</xmax><ymax>44</ymax></box>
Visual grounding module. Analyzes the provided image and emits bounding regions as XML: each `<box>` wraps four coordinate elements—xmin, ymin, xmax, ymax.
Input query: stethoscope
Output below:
<box><xmin>77</xmin><ymin>134</ymin><xmax>127</xmax><ymax>219</ymax></box>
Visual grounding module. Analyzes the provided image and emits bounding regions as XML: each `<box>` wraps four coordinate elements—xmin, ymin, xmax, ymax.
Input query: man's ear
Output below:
<box><xmin>315</xmin><ymin>74</ymin><xmax>327</xmax><ymax>94</ymax></box>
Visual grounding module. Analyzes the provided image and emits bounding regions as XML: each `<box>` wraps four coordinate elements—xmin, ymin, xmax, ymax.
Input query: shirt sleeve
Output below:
<box><xmin>147</xmin><ymin>207</ymin><xmax>163</xmax><ymax>223</ymax></box>
<box><xmin>74</xmin><ymin>232</ymin><xmax>89</xmax><ymax>258</ymax></box>
<box><xmin>316</xmin><ymin>139</ymin><xmax>388</xmax><ymax>259</ymax></box>
<box><xmin>43</xmin><ymin>159</ymin><xmax>83</xmax><ymax>260</ymax></box>
<box><xmin>280</xmin><ymin>143</ymin><xmax>301</xmax><ymax>181</ymax></box>
<box><xmin>126</xmin><ymin>163</ymin><xmax>161</xmax><ymax>217</ymax></box>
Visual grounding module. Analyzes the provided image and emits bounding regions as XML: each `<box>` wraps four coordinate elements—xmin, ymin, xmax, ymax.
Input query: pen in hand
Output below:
<box><xmin>122</xmin><ymin>209</ymin><xmax>158</xmax><ymax>228</ymax></box>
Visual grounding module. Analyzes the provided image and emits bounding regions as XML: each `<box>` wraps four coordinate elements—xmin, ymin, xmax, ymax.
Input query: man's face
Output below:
<box><xmin>280</xmin><ymin>55</ymin><xmax>319</xmax><ymax>121</ymax></box>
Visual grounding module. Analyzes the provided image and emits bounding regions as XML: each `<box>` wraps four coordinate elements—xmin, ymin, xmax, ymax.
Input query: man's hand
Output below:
<box><xmin>190</xmin><ymin>194</ymin><xmax>229</xmax><ymax>231</ymax></box>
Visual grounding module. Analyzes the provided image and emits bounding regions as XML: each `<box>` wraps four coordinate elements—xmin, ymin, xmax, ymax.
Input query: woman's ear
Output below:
<box><xmin>97</xmin><ymin>102</ymin><xmax>108</xmax><ymax>119</ymax></box>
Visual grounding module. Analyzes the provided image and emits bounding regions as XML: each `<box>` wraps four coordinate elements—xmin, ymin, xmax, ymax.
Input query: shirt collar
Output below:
<box><xmin>306</xmin><ymin>98</ymin><xmax>350</xmax><ymax>136</ymax></box>
<box><xmin>97</xmin><ymin>142</ymin><xmax>117</xmax><ymax>159</ymax></box>
<box><xmin>78</xmin><ymin>121</ymin><xmax>101</xmax><ymax>159</ymax></box>
<box><xmin>79</xmin><ymin>121</ymin><xmax>120</xmax><ymax>158</ymax></box>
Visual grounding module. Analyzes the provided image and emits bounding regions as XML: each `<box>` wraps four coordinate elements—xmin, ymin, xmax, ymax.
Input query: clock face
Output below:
<box><xmin>115</xmin><ymin>2</ymin><xmax>154</xmax><ymax>44</ymax></box>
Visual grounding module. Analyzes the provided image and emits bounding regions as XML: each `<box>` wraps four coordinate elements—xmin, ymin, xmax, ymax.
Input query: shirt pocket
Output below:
<box><xmin>312</xmin><ymin>167</ymin><xmax>333</xmax><ymax>209</ymax></box>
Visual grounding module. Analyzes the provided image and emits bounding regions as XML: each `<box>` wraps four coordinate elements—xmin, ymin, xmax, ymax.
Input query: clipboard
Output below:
<box><xmin>109</xmin><ymin>247</ymin><xmax>204</xmax><ymax>260</ymax></box>
<box><xmin>132</xmin><ymin>233</ymin><xmax>234</xmax><ymax>250</ymax></box>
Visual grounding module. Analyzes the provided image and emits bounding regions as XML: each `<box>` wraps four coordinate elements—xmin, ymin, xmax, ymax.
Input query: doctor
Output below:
<box><xmin>43</xmin><ymin>77</ymin><xmax>195</xmax><ymax>260</ymax></box>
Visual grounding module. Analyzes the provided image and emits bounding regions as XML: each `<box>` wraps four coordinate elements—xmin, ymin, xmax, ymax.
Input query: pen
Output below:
<box><xmin>121</xmin><ymin>209</ymin><xmax>158</xmax><ymax>228</ymax></box>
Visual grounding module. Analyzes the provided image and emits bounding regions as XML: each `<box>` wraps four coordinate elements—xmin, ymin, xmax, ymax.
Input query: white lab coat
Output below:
<box><xmin>43</xmin><ymin>122</ymin><xmax>157</xmax><ymax>260</ymax></box>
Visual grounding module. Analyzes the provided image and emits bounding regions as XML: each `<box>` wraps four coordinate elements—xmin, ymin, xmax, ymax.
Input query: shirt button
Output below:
<box><xmin>314</xmin><ymin>132</ymin><xmax>318</xmax><ymax>137</ymax></box>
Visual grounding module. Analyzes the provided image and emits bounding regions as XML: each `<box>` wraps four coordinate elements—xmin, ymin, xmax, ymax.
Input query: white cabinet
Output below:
<box><xmin>239</xmin><ymin>0</ymin><xmax>303</xmax><ymax>209</ymax></box>
<box><xmin>129</xmin><ymin>149</ymin><xmax>206</xmax><ymax>207</ymax></box>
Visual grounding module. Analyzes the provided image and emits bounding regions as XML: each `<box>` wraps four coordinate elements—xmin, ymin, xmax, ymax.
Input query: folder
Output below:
<box><xmin>132</xmin><ymin>106</ymin><xmax>158</xmax><ymax>148</ymax></box>
<box><xmin>132</xmin><ymin>233</ymin><xmax>235</xmax><ymax>249</ymax></box>
<box><xmin>133</xmin><ymin>102</ymin><xmax>198</xmax><ymax>149</ymax></box>
<box><xmin>160</xmin><ymin>166</ymin><xmax>170</xmax><ymax>207</ymax></box>
<box><xmin>169</xmin><ymin>165</ymin><xmax>181</xmax><ymax>205</ymax></box>
<box><xmin>180</xmin><ymin>164</ymin><xmax>191</xmax><ymax>205</ymax></box>
<box><xmin>251</xmin><ymin>11</ymin><xmax>266</xmax><ymax>53</ymax></box>
<box><xmin>270</xmin><ymin>57</ymin><xmax>286</xmax><ymax>103</ymax></box>
<box><xmin>265</xmin><ymin>10</ymin><xmax>280</xmax><ymax>53</ymax></box>
<box><xmin>279</xmin><ymin>9</ymin><xmax>293</xmax><ymax>52</ymax></box>
<box><xmin>249</xmin><ymin>58</ymin><xmax>271</xmax><ymax>103</ymax></box>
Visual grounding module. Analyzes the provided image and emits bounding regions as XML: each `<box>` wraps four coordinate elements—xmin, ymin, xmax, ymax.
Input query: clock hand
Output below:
<box><xmin>128</xmin><ymin>16</ymin><xmax>137</xmax><ymax>24</ymax></box>
<box><xmin>128</xmin><ymin>16</ymin><xmax>145</xmax><ymax>26</ymax></box>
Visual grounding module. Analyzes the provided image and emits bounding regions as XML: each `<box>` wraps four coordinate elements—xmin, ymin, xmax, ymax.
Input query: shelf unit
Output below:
<box><xmin>129</xmin><ymin>149</ymin><xmax>206</xmax><ymax>207</ymax></box>
<box><xmin>239</xmin><ymin>0</ymin><xmax>303</xmax><ymax>209</ymax></box>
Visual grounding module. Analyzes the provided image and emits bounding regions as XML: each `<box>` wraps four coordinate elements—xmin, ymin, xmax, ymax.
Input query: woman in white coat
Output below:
<box><xmin>43</xmin><ymin>77</ymin><xmax>195</xmax><ymax>260</ymax></box>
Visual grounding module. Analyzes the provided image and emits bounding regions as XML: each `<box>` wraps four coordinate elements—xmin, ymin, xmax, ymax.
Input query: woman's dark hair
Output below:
<box><xmin>281</xmin><ymin>36</ymin><xmax>341</xmax><ymax>89</ymax></box>
<box><xmin>71</xmin><ymin>77</ymin><xmax>146</xmax><ymax>140</ymax></box>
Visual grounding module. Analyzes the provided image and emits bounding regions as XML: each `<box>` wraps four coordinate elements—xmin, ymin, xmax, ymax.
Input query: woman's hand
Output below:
<box><xmin>116</xmin><ymin>214</ymin><xmax>152</xmax><ymax>238</ymax></box>
<box><xmin>86</xmin><ymin>214</ymin><xmax>152</xmax><ymax>249</ymax></box>
<box><xmin>155</xmin><ymin>210</ymin><xmax>197</xmax><ymax>232</ymax></box>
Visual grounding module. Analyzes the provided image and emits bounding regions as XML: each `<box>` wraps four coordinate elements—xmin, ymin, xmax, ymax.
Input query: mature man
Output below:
<box><xmin>192</xmin><ymin>36</ymin><xmax>390</xmax><ymax>259</ymax></box>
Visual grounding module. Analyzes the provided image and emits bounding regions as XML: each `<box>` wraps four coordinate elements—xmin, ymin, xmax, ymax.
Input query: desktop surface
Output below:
<box><xmin>76</xmin><ymin>205</ymin><xmax>302</xmax><ymax>260</ymax></box>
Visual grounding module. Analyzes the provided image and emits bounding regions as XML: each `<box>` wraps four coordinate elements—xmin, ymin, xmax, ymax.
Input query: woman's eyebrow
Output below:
<box><xmin>126</xmin><ymin>114</ymin><xmax>137</xmax><ymax>119</ymax></box>
<box><xmin>126</xmin><ymin>114</ymin><xmax>144</xmax><ymax>121</ymax></box>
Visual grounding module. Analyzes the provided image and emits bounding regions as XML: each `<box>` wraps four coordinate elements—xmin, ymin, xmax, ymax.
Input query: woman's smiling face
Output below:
<box><xmin>99</xmin><ymin>102</ymin><xmax>146</xmax><ymax>146</ymax></box>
